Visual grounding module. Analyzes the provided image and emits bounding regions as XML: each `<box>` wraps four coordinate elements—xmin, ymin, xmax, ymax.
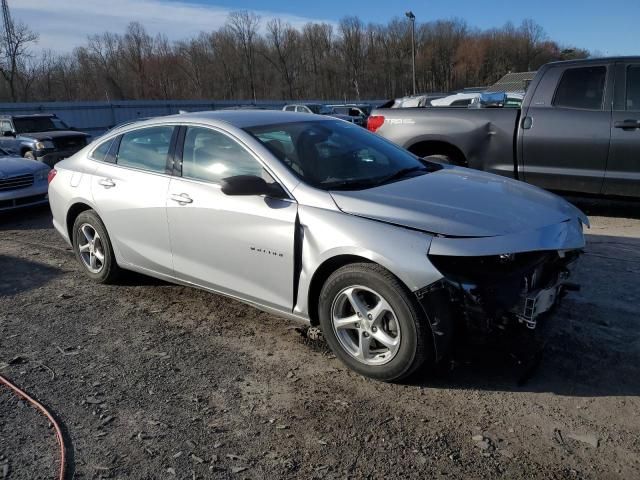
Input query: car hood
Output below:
<box><xmin>0</xmin><ymin>156</ymin><xmax>49</xmax><ymax>176</ymax></box>
<box><xmin>330</xmin><ymin>167</ymin><xmax>588</xmax><ymax>238</ymax></box>
<box><xmin>19</xmin><ymin>130</ymin><xmax>90</xmax><ymax>140</ymax></box>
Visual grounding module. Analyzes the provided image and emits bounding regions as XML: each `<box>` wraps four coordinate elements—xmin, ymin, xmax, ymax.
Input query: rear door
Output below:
<box><xmin>521</xmin><ymin>64</ymin><xmax>612</xmax><ymax>194</ymax></box>
<box><xmin>603</xmin><ymin>62</ymin><xmax>640</xmax><ymax>197</ymax></box>
<box><xmin>91</xmin><ymin>125</ymin><xmax>176</xmax><ymax>276</ymax></box>
<box><xmin>166</xmin><ymin>125</ymin><xmax>298</xmax><ymax>311</ymax></box>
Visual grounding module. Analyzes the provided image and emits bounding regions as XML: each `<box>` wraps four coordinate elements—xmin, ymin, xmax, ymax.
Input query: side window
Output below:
<box><xmin>181</xmin><ymin>127</ymin><xmax>268</xmax><ymax>183</ymax></box>
<box><xmin>116</xmin><ymin>126</ymin><xmax>174</xmax><ymax>173</ymax></box>
<box><xmin>0</xmin><ymin>120</ymin><xmax>12</xmax><ymax>133</ymax></box>
<box><xmin>284</xmin><ymin>106</ymin><xmax>295</xmax><ymax>112</ymax></box>
<box><xmin>295</xmin><ymin>106</ymin><xmax>307</xmax><ymax>113</ymax></box>
<box><xmin>90</xmin><ymin>138</ymin><xmax>114</xmax><ymax>162</ymax></box>
<box><xmin>553</xmin><ymin>66</ymin><xmax>606</xmax><ymax>110</ymax></box>
<box><xmin>626</xmin><ymin>65</ymin><xmax>640</xmax><ymax>111</ymax></box>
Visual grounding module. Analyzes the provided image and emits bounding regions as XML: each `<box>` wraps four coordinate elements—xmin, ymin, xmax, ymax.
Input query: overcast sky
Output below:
<box><xmin>11</xmin><ymin>0</ymin><xmax>639</xmax><ymax>55</ymax></box>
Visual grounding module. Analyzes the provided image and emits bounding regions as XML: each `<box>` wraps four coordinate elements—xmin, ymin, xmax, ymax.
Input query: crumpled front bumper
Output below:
<box><xmin>0</xmin><ymin>181</ymin><xmax>49</xmax><ymax>211</ymax></box>
<box><xmin>416</xmin><ymin>217</ymin><xmax>586</xmax><ymax>360</ymax></box>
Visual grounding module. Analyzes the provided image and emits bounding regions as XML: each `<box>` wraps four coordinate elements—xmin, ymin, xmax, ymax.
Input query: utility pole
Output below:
<box><xmin>405</xmin><ymin>11</ymin><xmax>416</xmax><ymax>95</ymax></box>
<box><xmin>1</xmin><ymin>0</ymin><xmax>14</xmax><ymax>44</ymax></box>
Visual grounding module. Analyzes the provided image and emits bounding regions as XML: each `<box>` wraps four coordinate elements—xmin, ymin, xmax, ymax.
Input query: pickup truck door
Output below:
<box><xmin>603</xmin><ymin>62</ymin><xmax>640</xmax><ymax>197</ymax></box>
<box><xmin>521</xmin><ymin>64</ymin><xmax>613</xmax><ymax>194</ymax></box>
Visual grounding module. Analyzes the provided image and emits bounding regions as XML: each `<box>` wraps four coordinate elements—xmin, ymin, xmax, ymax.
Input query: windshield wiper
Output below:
<box><xmin>380</xmin><ymin>166</ymin><xmax>428</xmax><ymax>185</ymax></box>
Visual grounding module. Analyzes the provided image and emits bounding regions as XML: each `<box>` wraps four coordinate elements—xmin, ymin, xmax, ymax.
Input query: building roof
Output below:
<box><xmin>486</xmin><ymin>71</ymin><xmax>537</xmax><ymax>93</ymax></box>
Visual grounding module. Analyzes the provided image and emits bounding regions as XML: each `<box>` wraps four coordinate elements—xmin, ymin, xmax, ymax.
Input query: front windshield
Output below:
<box><xmin>245</xmin><ymin>120</ymin><xmax>432</xmax><ymax>190</ymax></box>
<box><xmin>13</xmin><ymin>117</ymin><xmax>69</xmax><ymax>133</ymax></box>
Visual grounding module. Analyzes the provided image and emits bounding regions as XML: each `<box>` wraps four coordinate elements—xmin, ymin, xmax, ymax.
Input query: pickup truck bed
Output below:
<box><xmin>369</xmin><ymin>57</ymin><xmax>640</xmax><ymax>198</ymax></box>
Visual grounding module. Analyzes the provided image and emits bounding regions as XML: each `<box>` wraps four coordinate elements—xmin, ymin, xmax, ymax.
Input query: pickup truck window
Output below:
<box><xmin>626</xmin><ymin>66</ymin><xmax>640</xmax><ymax>111</ymax></box>
<box><xmin>553</xmin><ymin>66</ymin><xmax>606</xmax><ymax>110</ymax></box>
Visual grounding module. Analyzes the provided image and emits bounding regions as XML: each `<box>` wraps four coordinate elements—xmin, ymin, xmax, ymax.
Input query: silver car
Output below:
<box><xmin>48</xmin><ymin>111</ymin><xmax>587</xmax><ymax>382</ymax></box>
<box><xmin>1</xmin><ymin>148</ymin><xmax>50</xmax><ymax>212</ymax></box>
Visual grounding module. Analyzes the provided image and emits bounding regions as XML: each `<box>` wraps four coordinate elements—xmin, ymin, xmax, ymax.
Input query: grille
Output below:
<box><xmin>53</xmin><ymin>136</ymin><xmax>86</xmax><ymax>151</ymax></box>
<box><xmin>0</xmin><ymin>193</ymin><xmax>47</xmax><ymax>209</ymax></box>
<box><xmin>0</xmin><ymin>173</ymin><xmax>34</xmax><ymax>191</ymax></box>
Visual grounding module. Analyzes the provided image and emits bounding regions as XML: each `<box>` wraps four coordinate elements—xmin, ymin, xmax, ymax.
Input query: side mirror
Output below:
<box><xmin>221</xmin><ymin>175</ymin><xmax>287</xmax><ymax>198</ymax></box>
<box><xmin>2</xmin><ymin>130</ymin><xmax>15</xmax><ymax>137</ymax></box>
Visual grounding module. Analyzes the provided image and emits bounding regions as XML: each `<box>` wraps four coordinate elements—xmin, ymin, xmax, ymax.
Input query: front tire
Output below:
<box><xmin>72</xmin><ymin>210</ymin><xmax>121</xmax><ymax>283</ymax></box>
<box><xmin>23</xmin><ymin>150</ymin><xmax>36</xmax><ymax>160</ymax></box>
<box><xmin>318</xmin><ymin>263</ymin><xmax>432</xmax><ymax>382</ymax></box>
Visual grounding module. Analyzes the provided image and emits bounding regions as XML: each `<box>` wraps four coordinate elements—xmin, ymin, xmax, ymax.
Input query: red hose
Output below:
<box><xmin>0</xmin><ymin>373</ymin><xmax>66</xmax><ymax>480</ymax></box>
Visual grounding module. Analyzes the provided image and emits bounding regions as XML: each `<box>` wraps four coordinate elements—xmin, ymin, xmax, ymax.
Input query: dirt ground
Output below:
<box><xmin>1</xmin><ymin>202</ymin><xmax>639</xmax><ymax>479</ymax></box>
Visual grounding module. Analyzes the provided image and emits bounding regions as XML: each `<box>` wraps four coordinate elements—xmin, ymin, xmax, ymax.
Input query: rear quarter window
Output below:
<box><xmin>89</xmin><ymin>138</ymin><xmax>114</xmax><ymax>162</ymax></box>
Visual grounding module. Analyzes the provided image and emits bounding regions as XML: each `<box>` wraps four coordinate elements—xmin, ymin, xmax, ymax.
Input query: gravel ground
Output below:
<box><xmin>1</xmin><ymin>203</ymin><xmax>639</xmax><ymax>479</ymax></box>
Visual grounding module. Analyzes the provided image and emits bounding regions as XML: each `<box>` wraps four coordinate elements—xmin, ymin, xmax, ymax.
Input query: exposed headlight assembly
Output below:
<box><xmin>35</xmin><ymin>140</ymin><xmax>55</xmax><ymax>150</ymax></box>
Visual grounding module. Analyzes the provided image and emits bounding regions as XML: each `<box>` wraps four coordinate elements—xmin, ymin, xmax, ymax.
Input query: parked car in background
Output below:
<box><xmin>379</xmin><ymin>93</ymin><xmax>447</xmax><ymax>109</ymax></box>
<box><xmin>281</xmin><ymin>103</ymin><xmax>356</xmax><ymax>123</ymax></box>
<box><xmin>368</xmin><ymin>57</ymin><xmax>640</xmax><ymax>198</ymax></box>
<box><xmin>0</xmin><ymin>147</ymin><xmax>51</xmax><ymax>212</ymax></box>
<box><xmin>0</xmin><ymin>114</ymin><xmax>91</xmax><ymax>167</ymax></box>
<box><xmin>429</xmin><ymin>92</ymin><xmax>482</xmax><ymax>107</ymax></box>
<box><xmin>49</xmin><ymin>110</ymin><xmax>586</xmax><ymax>382</ymax></box>
<box><xmin>327</xmin><ymin>105</ymin><xmax>371</xmax><ymax>126</ymax></box>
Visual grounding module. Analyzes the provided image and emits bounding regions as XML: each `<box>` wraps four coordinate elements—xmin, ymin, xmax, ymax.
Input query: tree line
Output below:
<box><xmin>0</xmin><ymin>12</ymin><xmax>589</xmax><ymax>103</ymax></box>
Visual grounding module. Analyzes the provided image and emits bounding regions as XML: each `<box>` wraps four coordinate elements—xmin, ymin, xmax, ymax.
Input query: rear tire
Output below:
<box><xmin>72</xmin><ymin>210</ymin><xmax>121</xmax><ymax>283</ymax></box>
<box><xmin>318</xmin><ymin>263</ymin><xmax>432</xmax><ymax>382</ymax></box>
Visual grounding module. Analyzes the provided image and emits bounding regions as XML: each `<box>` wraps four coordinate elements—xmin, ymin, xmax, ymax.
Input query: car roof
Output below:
<box><xmin>545</xmin><ymin>56</ymin><xmax>640</xmax><ymax>67</ymax></box>
<box><xmin>157</xmin><ymin>109</ymin><xmax>332</xmax><ymax>128</ymax></box>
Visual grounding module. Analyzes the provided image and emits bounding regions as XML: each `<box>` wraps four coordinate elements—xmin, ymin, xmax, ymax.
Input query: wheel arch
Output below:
<box><xmin>66</xmin><ymin>202</ymin><xmax>94</xmax><ymax>241</ymax></box>
<box><xmin>307</xmin><ymin>254</ymin><xmax>374</xmax><ymax>326</ymax></box>
<box><xmin>407</xmin><ymin>140</ymin><xmax>467</xmax><ymax>166</ymax></box>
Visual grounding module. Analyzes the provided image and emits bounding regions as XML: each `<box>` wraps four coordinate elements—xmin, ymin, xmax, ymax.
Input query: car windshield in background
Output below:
<box><xmin>245</xmin><ymin>120</ymin><xmax>432</xmax><ymax>190</ymax></box>
<box><xmin>306</xmin><ymin>105</ymin><xmax>334</xmax><ymax>115</ymax></box>
<box><xmin>13</xmin><ymin>117</ymin><xmax>69</xmax><ymax>133</ymax></box>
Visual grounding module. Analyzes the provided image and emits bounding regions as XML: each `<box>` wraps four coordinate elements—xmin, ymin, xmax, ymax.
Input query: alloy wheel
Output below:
<box><xmin>331</xmin><ymin>285</ymin><xmax>401</xmax><ymax>365</ymax></box>
<box><xmin>77</xmin><ymin>223</ymin><xmax>105</xmax><ymax>273</ymax></box>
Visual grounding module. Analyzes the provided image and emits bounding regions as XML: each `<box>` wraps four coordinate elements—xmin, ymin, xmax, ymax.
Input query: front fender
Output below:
<box><xmin>294</xmin><ymin>205</ymin><xmax>443</xmax><ymax>318</ymax></box>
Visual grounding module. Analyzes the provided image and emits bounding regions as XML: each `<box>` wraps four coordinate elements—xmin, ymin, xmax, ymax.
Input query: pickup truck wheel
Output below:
<box><xmin>23</xmin><ymin>151</ymin><xmax>36</xmax><ymax>160</ymax></box>
<box><xmin>72</xmin><ymin>210</ymin><xmax>121</xmax><ymax>283</ymax></box>
<box><xmin>318</xmin><ymin>263</ymin><xmax>431</xmax><ymax>382</ymax></box>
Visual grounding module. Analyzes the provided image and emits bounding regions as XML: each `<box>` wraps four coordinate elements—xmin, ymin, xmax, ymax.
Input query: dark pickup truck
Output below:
<box><xmin>368</xmin><ymin>57</ymin><xmax>640</xmax><ymax>198</ymax></box>
<box><xmin>0</xmin><ymin>114</ymin><xmax>91</xmax><ymax>168</ymax></box>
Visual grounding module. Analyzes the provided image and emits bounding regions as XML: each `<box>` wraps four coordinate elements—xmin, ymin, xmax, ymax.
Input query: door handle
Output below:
<box><xmin>169</xmin><ymin>193</ymin><xmax>193</xmax><ymax>205</ymax></box>
<box><xmin>614</xmin><ymin>119</ymin><xmax>640</xmax><ymax>130</ymax></box>
<box><xmin>98</xmin><ymin>178</ymin><xmax>116</xmax><ymax>188</ymax></box>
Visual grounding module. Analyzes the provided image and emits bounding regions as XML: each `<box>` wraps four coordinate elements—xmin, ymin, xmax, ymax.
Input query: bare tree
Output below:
<box><xmin>227</xmin><ymin>10</ymin><xmax>260</xmax><ymax>101</ymax></box>
<box><xmin>338</xmin><ymin>17</ymin><xmax>365</xmax><ymax>99</ymax></box>
<box><xmin>264</xmin><ymin>18</ymin><xmax>299</xmax><ymax>99</ymax></box>
<box><xmin>0</xmin><ymin>20</ymin><xmax>38</xmax><ymax>101</ymax></box>
<box><xmin>0</xmin><ymin>13</ymin><xmax>589</xmax><ymax>102</ymax></box>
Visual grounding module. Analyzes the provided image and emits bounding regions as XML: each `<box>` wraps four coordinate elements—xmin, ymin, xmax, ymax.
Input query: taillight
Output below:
<box><xmin>47</xmin><ymin>168</ymin><xmax>57</xmax><ymax>184</ymax></box>
<box><xmin>367</xmin><ymin>115</ymin><xmax>385</xmax><ymax>133</ymax></box>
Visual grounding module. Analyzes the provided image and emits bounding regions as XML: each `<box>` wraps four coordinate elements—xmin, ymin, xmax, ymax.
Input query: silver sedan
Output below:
<box><xmin>48</xmin><ymin>111</ymin><xmax>587</xmax><ymax>382</ymax></box>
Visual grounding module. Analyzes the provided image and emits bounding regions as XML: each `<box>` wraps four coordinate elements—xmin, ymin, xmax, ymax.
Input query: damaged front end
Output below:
<box><xmin>415</xmin><ymin>218</ymin><xmax>586</xmax><ymax>359</ymax></box>
<box><xmin>427</xmin><ymin>249</ymin><xmax>580</xmax><ymax>331</ymax></box>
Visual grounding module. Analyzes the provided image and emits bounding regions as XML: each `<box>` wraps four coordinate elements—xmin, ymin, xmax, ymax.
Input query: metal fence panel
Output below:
<box><xmin>0</xmin><ymin>99</ymin><xmax>384</xmax><ymax>136</ymax></box>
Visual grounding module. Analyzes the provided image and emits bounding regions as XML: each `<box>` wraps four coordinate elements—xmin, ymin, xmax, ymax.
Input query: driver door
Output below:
<box><xmin>166</xmin><ymin>126</ymin><xmax>298</xmax><ymax>311</ymax></box>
